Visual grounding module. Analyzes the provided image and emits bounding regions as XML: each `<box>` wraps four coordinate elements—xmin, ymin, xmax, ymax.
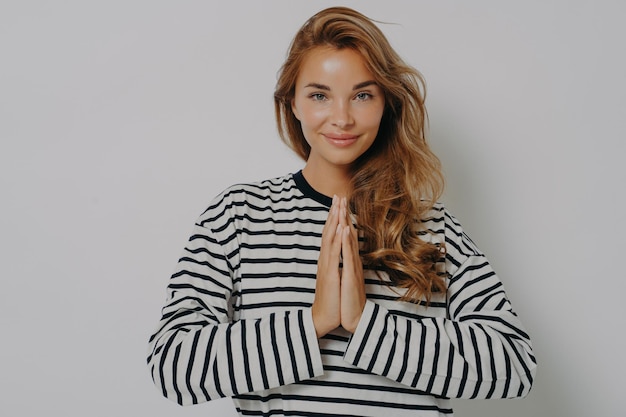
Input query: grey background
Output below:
<box><xmin>2</xmin><ymin>1</ymin><xmax>624</xmax><ymax>416</ymax></box>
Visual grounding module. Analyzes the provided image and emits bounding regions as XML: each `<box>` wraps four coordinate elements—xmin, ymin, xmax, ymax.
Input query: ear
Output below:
<box><xmin>291</xmin><ymin>99</ymin><xmax>301</xmax><ymax>121</ymax></box>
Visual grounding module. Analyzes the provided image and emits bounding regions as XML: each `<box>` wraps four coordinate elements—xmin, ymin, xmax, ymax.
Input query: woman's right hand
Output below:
<box><xmin>312</xmin><ymin>195</ymin><xmax>343</xmax><ymax>338</ymax></box>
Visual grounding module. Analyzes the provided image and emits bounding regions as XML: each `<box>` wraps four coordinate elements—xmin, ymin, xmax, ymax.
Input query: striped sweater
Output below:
<box><xmin>147</xmin><ymin>171</ymin><xmax>536</xmax><ymax>416</ymax></box>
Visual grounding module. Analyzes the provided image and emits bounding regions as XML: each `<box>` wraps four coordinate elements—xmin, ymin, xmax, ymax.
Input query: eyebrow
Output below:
<box><xmin>304</xmin><ymin>80</ymin><xmax>378</xmax><ymax>90</ymax></box>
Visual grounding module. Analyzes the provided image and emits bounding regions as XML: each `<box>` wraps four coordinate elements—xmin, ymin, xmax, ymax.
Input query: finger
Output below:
<box><xmin>330</xmin><ymin>223</ymin><xmax>343</xmax><ymax>260</ymax></box>
<box><xmin>342</xmin><ymin>223</ymin><xmax>363</xmax><ymax>279</ymax></box>
<box><xmin>321</xmin><ymin>195</ymin><xmax>340</xmax><ymax>246</ymax></box>
<box><xmin>341</xmin><ymin>225</ymin><xmax>356</xmax><ymax>267</ymax></box>
<box><xmin>319</xmin><ymin>200</ymin><xmax>343</xmax><ymax>272</ymax></box>
<box><xmin>340</xmin><ymin>201</ymin><xmax>359</xmax><ymax>257</ymax></box>
<box><xmin>339</xmin><ymin>197</ymin><xmax>348</xmax><ymax>228</ymax></box>
<box><xmin>341</xmin><ymin>197</ymin><xmax>359</xmax><ymax>245</ymax></box>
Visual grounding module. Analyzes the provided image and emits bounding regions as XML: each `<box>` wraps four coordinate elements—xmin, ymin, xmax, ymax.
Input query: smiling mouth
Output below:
<box><xmin>323</xmin><ymin>133</ymin><xmax>359</xmax><ymax>147</ymax></box>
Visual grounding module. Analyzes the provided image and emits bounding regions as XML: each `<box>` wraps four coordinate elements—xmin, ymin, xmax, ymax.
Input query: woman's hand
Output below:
<box><xmin>312</xmin><ymin>196</ymin><xmax>366</xmax><ymax>338</ymax></box>
<box><xmin>311</xmin><ymin>195</ymin><xmax>343</xmax><ymax>338</ymax></box>
<box><xmin>338</xmin><ymin>197</ymin><xmax>366</xmax><ymax>334</ymax></box>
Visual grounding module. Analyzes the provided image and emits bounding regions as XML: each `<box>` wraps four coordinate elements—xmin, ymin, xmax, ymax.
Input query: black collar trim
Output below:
<box><xmin>293</xmin><ymin>170</ymin><xmax>333</xmax><ymax>207</ymax></box>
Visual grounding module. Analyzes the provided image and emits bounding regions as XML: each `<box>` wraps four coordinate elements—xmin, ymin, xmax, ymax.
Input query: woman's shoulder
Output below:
<box><xmin>216</xmin><ymin>172</ymin><xmax>298</xmax><ymax>201</ymax></box>
<box><xmin>196</xmin><ymin>172</ymin><xmax>301</xmax><ymax>224</ymax></box>
<box><xmin>421</xmin><ymin>202</ymin><xmax>484</xmax><ymax>259</ymax></box>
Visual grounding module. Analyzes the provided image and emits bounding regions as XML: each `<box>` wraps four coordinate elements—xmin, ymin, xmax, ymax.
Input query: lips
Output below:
<box><xmin>323</xmin><ymin>133</ymin><xmax>358</xmax><ymax>147</ymax></box>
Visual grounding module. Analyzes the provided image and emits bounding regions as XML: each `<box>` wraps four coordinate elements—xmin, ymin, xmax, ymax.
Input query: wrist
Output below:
<box><xmin>311</xmin><ymin>303</ymin><xmax>337</xmax><ymax>338</ymax></box>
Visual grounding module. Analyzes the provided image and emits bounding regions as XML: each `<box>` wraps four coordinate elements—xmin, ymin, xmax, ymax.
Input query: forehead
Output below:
<box><xmin>297</xmin><ymin>46</ymin><xmax>375</xmax><ymax>84</ymax></box>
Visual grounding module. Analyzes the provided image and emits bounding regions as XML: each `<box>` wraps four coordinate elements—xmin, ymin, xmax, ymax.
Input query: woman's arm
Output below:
<box><xmin>146</xmin><ymin>223</ymin><xmax>324</xmax><ymax>406</ymax></box>
<box><xmin>344</xmin><ymin>257</ymin><xmax>536</xmax><ymax>399</ymax></box>
<box><xmin>343</xmin><ymin>211</ymin><xmax>537</xmax><ymax>399</ymax></box>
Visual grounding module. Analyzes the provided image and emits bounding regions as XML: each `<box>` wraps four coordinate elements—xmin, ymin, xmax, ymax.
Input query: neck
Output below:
<box><xmin>302</xmin><ymin>163</ymin><xmax>351</xmax><ymax>198</ymax></box>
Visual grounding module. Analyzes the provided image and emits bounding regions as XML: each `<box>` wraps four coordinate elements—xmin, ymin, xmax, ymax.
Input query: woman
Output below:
<box><xmin>147</xmin><ymin>7</ymin><xmax>536</xmax><ymax>416</ymax></box>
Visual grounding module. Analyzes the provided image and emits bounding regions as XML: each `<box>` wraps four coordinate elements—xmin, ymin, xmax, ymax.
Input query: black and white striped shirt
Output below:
<box><xmin>147</xmin><ymin>171</ymin><xmax>536</xmax><ymax>416</ymax></box>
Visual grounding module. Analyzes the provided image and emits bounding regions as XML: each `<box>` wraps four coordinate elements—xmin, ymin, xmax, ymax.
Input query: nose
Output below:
<box><xmin>331</xmin><ymin>100</ymin><xmax>354</xmax><ymax>129</ymax></box>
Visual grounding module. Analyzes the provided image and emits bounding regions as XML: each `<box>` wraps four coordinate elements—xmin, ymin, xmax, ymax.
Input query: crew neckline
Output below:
<box><xmin>293</xmin><ymin>170</ymin><xmax>333</xmax><ymax>207</ymax></box>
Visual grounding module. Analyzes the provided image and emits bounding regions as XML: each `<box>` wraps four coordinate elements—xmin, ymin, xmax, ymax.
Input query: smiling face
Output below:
<box><xmin>291</xmin><ymin>47</ymin><xmax>385</xmax><ymax>182</ymax></box>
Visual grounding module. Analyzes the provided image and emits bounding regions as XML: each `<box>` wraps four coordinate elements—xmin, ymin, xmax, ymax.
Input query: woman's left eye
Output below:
<box><xmin>355</xmin><ymin>92</ymin><xmax>372</xmax><ymax>101</ymax></box>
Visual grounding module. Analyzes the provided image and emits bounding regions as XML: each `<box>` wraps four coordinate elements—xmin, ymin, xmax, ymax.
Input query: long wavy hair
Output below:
<box><xmin>274</xmin><ymin>7</ymin><xmax>447</xmax><ymax>302</ymax></box>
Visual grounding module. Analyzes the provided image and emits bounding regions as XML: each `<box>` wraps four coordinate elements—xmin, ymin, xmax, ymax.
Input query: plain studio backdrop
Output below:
<box><xmin>1</xmin><ymin>1</ymin><xmax>624</xmax><ymax>416</ymax></box>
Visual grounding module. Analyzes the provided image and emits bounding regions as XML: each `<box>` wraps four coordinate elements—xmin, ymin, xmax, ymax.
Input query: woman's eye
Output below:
<box><xmin>310</xmin><ymin>93</ymin><xmax>326</xmax><ymax>101</ymax></box>
<box><xmin>355</xmin><ymin>92</ymin><xmax>372</xmax><ymax>101</ymax></box>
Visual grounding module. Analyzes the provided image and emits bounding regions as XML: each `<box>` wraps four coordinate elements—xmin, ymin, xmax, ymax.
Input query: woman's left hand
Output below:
<box><xmin>338</xmin><ymin>197</ymin><xmax>366</xmax><ymax>334</ymax></box>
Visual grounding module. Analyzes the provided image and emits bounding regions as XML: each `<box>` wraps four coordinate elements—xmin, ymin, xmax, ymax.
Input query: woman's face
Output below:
<box><xmin>292</xmin><ymin>47</ymin><xmax>385</xmax><ymax>175</ymax></box>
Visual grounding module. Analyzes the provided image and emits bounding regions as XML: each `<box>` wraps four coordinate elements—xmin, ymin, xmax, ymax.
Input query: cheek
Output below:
<box><xmin>297</xmin><ymin>104</ymin><xmax>326</xmax><ymax>127</ymax></box>
<box><xmin>360</xmin><ymin>106</ymin><xmax>385</xmax><ymax>130</ymax></box>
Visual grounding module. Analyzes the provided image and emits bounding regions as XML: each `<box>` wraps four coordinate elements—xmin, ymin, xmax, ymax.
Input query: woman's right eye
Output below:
<box><xmin>310</xmin><ymin>93</ymin><xmax>327</xmax><ymax>101</ymax></box>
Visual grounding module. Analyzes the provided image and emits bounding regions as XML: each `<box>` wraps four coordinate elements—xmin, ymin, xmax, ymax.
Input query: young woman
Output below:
<box><xmin>147</xmin><ymin>7</ymin><xmax>537</xmax><ymax>416</ymax></box>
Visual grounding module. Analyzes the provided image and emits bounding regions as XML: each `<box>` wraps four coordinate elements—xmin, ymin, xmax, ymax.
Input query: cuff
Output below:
<box><xmin>343</xmin><ymin>300</ymin><xmax>387</xmax><ymax>367</ymax></box>
<box><xmin>302</xmin><ymin>308</ymin><xmax>325</xmax><ymax>378</ymax></box>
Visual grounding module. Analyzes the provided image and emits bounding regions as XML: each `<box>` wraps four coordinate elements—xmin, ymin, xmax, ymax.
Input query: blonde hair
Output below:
<box><xmin>274</xmin><ymin>7</ymin><xmax>446</xmax><ymax>302</ymax></box>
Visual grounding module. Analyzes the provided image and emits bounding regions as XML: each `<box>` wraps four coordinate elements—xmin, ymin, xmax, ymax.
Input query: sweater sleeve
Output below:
<box><xmin>343</xmin><ymin>218</ymin><xmax>537</xmax><ymax>400</ymax></box>
<box><xmin>146</xmin><ymin>222</ymin><xmax>324</xmax><ymax>406</ymax></box>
